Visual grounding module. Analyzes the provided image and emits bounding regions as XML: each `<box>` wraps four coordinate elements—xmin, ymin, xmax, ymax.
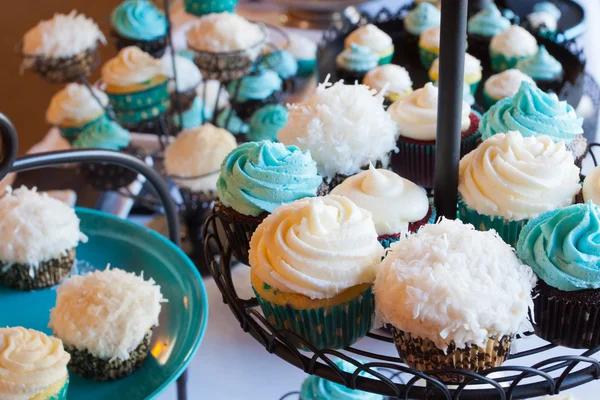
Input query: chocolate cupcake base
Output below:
<box><xmin>112</xmin><ymin>31</ymin><xmax>167</xmax><ymax>59</ymax></box>
<box><xmin>22</xmin><ymin>46</ymin><xmax>98</xmax><ymax>84</ymax></box>
<box><xmin>180</xmin><ymin>188</ymin><xmax>217</xmax><ymax>244</ymax></box>
<box><xmin>230</xmin><ymin>91</ymin><xmax>282</xmax><ymax>121</ymax></box>
<box><xmin>335</xmin><ymin>67</ymin><xmax>367</xmax><ymax>85</ymax></box>
<box><xmin>79</xmin><ymin>146</ymin><xmax>145</xmax><ymax>191</ymax></box>
<box><xmin>0</xmin><ymin>249</ymin><xmax>75</xmax><ymax>291</ymax></box>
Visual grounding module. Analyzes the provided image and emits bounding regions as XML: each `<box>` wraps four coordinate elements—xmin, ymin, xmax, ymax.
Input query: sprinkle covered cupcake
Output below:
<box><xmin>250</xmin><ymin>195</ymin><xmax>384</xmax><ymax>349</ymax></box>
<box><xmin>0</xmin><ymin>327</ymin><xmax>71</xmax><ymax>400</ymax></box>
<box><xmin>285</xmin><ymin>34</ymin><xmax>317</xmax><ymax>77</ymax></box>
<box><xmin>429</xmin><ymin>53</ymin><xmax>482</xmax><ymax>94</ymax></box>
<box><xmin>515</xmin><ymin>45</ymin><xmax>563</xmax><ymax>91</ymax></box>
<box><xmin>517</xmin><ymin>202</ymin><xmax>600</xmax><ymax>348</ymax></box>
<box><xmin>404</xmin><ymin>3</ymin><xmax>440</xmax><ymax>46</ymax></box>
<box><xmin>111</xmin><ymin>0</ymin><xmax>168</xmax><ymax>58</ymax></box>
<box><xmin>345</xmin><ymin>24</ymin><xmax>394</xmax><ymax>65</ymax></box>
<box><xmin>49</xmin><ymin>267</ymin><xmax>166</xmax><ymax>380</ymax></box>
<box><xmin>184</xmin><ymin>0</ymin><xmax>238</xmax><ymax>16</ymax></box>
<box><xmin>375</xmin><ymin>218</ymin><xmax>536</xmax><ymax>381</ymax></box>
<box><xmin>459</xmin><ymin>131</ymin><xmax>581</xmax><ymax>246</ymax></box>
<box><xmin>335</xmin><ymin>44</ymin><xmax>379</xmax><ymax>84</ymax></box>
<box><xmin>418</xmin><ymin>25</ymin><xmax>440</xmax><ymax>69</ymax></box>
<box><xmin>467</xmin><ymin>3</ymin><xmax>511</xmax><ymax>54</ymax></box>
<box><xmin>363</xmin><ymin>64</ymin><xmax>413</xmax><ymax>105</ymax></box>
<box><xmin>0</xmin><ymin>186</ymin><xmax>86</xmax><ymax>290</ymax></box>
<box><xmin>20</xmin><ymin>11</ymin><xmax>106</xmax><ymax>83</ymax></box>
<box><xmin>248</xmin><ymin>104</ymin><xmax>289</xmax><ymax>142</ymax></box>
<box><xmin>490</xmin><ymin>25</ymin><xmax>537</xmax><ymax>72</ymax></box>
<box><xmin>483</xmin><ymin>69</ymin><xmax>535</xmax><ymax>108</ymax></box>
<box><xmin>227</xmin><ymin>69</ymin><xmax>283</xmax><ymax>120</ymax></box>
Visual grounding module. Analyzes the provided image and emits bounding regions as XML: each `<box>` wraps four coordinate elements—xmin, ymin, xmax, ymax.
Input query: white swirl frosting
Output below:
<box><xmin>490</xmin><ymin>25</ymin><xmax>538</xmax><ymax>58</ymax></box>
<box><xmin>419</xmin><ymin>25</ymin><xmax>440</xmax><ymax>50</ymax></box>
<box><xmin>331</xmin><ymin>166</ymin><xmax>429</xmax><ymax>235</ymax></box>
<box><xmin>387</xmin><ymin>83</ymin><xmax>471</xmax><ymax>141</ymax></box>
<box><xmin>583</xmin><ymin>166</ymin><xmax>600</xmax><ymax>206</ymax></box>
<box><xmin>46</xmin><ymin>83</ymin><xmax>108</xmax><ymax>126</ymax></box>
<box><xmin>363</xmin><ymin>65</ymin><xmax>413</xmax><ymax>97</ymax></box>
<box><xmin>459</xmin><ymin>131</ymin><xmax>581</xmax><ymax>221</ymax></box>
<box><xmin>101</xmin><ymin>46</ymin><xmax>164</xmax><ymax>87</ymax></box>
<box><xmin>345</xmin><ymin>24</ymin><xmax>393</xmax><ymax>53</ymax></box>
<box><xmin>484</xmin><ymin>69</ymin><xmax>535</xmax><ymax>100</ymax></box>
<box><xmin>249</xmin><ymin>195</ymin><xmax>385</xmax><ymax>299</ymax></box>
<box><xmin>0</xmin><ymin>327</ymin><xmax>70</xmax><ymax>400</ymax></box>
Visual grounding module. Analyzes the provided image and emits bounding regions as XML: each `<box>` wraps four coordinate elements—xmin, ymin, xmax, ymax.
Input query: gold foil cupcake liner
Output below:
<box><xmin>0</xmin><ymin>249</ymin><xmax>75</xmax><ymax>291</ymax></box>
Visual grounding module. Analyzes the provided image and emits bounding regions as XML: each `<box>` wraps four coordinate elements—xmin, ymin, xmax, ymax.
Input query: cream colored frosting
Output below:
<box><xmin>490</xmin><ymin>25</ymin><xmax>538</xmax><ymax>57</ymax></box>
<box><xmin>0</xmin><ymin>327</ymin><xmax>70</xmax><ymax>400</ymax></box>
<box><xmin>374</xmin><ymin>218</ymin><xmax>536</xmax><ymax>351</ymax></box>
<box><xmin>249</xmin><ymin>195</ymin><xmax>385</xmax><ymax>299</ymax></box>
<box><xmin>527</xmin><ymin>11</ymin><xmax>558</xmax><ymax>32</ymax></box>
<box><xmin>101</xmin><ymin>46</ymin><xmax>164</xmax><ymax>87</ymax></box>
<box><xmin>285</xmin><ymin>34</ymin><xmax>317</xmax><ymax>61</ymax></box>
<box><xmin>22</xmin><ymin>10</ymin><xmax>106</xmax><ymax>58</ymax></box>
<box><xmin>419</xmin><ymin>25</ymin><xmax>440</xmax><ymax>49</ymax></box>
<box><xmin>161</xmin><ymin>54</ymin><xmax>202</xmax><ymax>93</ymax></box>
<box><xmin>331</xmin><ymin>165</ymin><xmax>428</xmax><ymax>235</ymax></box>
<box><xmin>583</xmin><ymin>166</ymin><xmax>600</xmax><ymax>206</ymax></box>
<box><xmin>387</xmin><ymin>83</ymin><xmax>471</xmax><ymax>141</ymax></box>
<box><xmin>164</xmin><ymin>124</ymin><xmax>237</xmax><ymax>192</ymax></box>
<box><xmin>363</xmin><ymin>65</ymin><xmax>413</xmax><ymax>97</ymax></box>
<box><xmin>430</xmin><ymin>53</ymin><xmax>482</xmax><ymax>78</ymax></box>
<box><xmin>484</xmin><ymin>69</ymin><xmax>535</xmax><ymax>100</ymax></box>
<box><xmin>345</xmin><ymin>24</ymin><xmax>393</xmax><ymax>53</ymax></box>
<box><xmin>459</xmin><ymin>131</ymin><xmax>581</xmax><ymax>221</ymax></box>
<box><xmin>46</xmin><ymin>83</ymin><xmax>108</xmax><ymax>126</ymax></box>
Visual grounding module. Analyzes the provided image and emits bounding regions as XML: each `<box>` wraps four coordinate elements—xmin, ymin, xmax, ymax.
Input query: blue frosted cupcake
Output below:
<box><xmin>489</xmin><ymin>25</ymin><xmax>537</xmax><ymax>72</ymax></box>
<box><xmin>248</xmin><ymin>104</ymin><xmax>289</xmax><ymax>142</ymax></box>
<box><xmin>184</xmin><ymin>0</ymin><xmax>237</xmax><ymax>16</ymax></box>
<box><xmin>257</xmin><ymin>49</ymin><xmax>298</xmax><ymax>91</ymax></box>
<box><xmin>111</xmin><ymin>0</ymin><xmax>167</xmax><ymax>58</ymax></box>
<box><xmin>515</xmin><ymin>45</ymin><xmax>563</xmax><ymax>92</ymax></box>
<box><xmin>467</xmin><ymin>3</ymin><xmax>511</xmax><ymax>55</ymax></box>
<box><xmin>285</xmin><ymin>34</ymin><xmax>317</xmax><ymax>77</ymax></box>
<box><xmin>345</xmin><ymin>24</ymin><xmax>394</xmax><ymax>65</ymax></box>
<box><xmin>526</xmin><ymin>2</ymin><xmax>561</xmax><ymax>38</ymax></box>
<box><xmin>404</xmin><ymin>3</ymin><xmax>440</xmax><ymax>47</ymax></box>
<box><xmin>336</xmin><ymin>43</ymin><xmax>379</xmax><ymax>84</ymax></box>
<box><xmin>171</xmin><ymin>97</ymin><xmax>204</xmax><ymax>130</ymax></box>
<box><xmin>216</xmin><ymin>108</ymin><xmax>248</xmax><ymax>137</ymax></box>
<box><xmin>227</xmin><ymin>69</ymin><xmax>283</xmax><ymax>120</ymax></box>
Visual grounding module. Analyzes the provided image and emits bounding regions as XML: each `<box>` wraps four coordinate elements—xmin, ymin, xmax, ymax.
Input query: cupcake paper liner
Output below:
<box><xmin>0</xmin><ymin>249</ymin><xmax>75</xmax><ymax>291</ymax></box>
<box><xmin>189</xmin><ymin>47</ymin><xmax>261</xmax><ymax>82</ymax></box>
<box><xmin>112</xmin><ymin>31</ymin><xmax>167</xmax><ymax>59</ymax></box>
<box><xmin>230</xmin><ymin>90</ymin><xmax>282</xmax><ymax>121</ymax></box>
<box><xmin>108</xmin><ymin>81</ymin><xmax>170</xmax><ymax>113</ymax></box>
<box><xmin>59</xmin><ymin>114</ymin><xmax>107</xmax><ymax>144</ymax></box>
<box><xmin>170</xmin><ymin>88</ymin><xmax>198</xmax><ymax>112</ymax></box>
<box><xmin>419</xmin><ymin>46</ymin><xmax>438</xmax><ymax>69</ymax></box>
<box><xmin>65</xmin><ymin>330</ymin><xmax>152</xmax><ymax>381</ymax></box>
<box><xmin>184</xmin><ymin>0</ymin><xmax>238</xmax><ymax>16</ymax></box>
<box><xmin>468</xmin><ymin>80</ymin><xmax>480</xmax><ymax>96</ymax></box>
<box><xmin>297</xmin><ymin>59</ymin><xmax>316</xmax><ymax>77</ymax></box>
<box><xmin>254</xmin><ymin>285</ymin><xmax>375</xmax><ymax>350</ymax></box>
<box><xmin>378</xmin><ymin>48</ymin><xmax>394</xmax><ymax>65</ymax></box>
<box><xmin>79</xmin><ymin>146</ymin><xmax>144</xmax><ymax>191</ymax></box>
<box><xmin>489</xmin><ymin>50</ymin><xmax>533</xmax><ymax>72</ymax></box>
<box><xmin>23</xmin><ymin>46</ymin><xmax>98</xmax><ymax>84</ymax></box>
<box><xmin>377</xmin><ymin>203</ymin><xmax>437</xmax><ymax>248</ymax></box>
<box><xmin>114</xmin><ymin>98</ymin><xmax>171</xmax><ymax>125</ymax></box>
<box><xmin>378</xmin><ymin>234</ymin><xmax>402</xmax><ymax>249</ymax></box>
<box><xmin>392</xmin><ymin>329</ymin><xmax>512</xmax><ymax>383</ymax></box>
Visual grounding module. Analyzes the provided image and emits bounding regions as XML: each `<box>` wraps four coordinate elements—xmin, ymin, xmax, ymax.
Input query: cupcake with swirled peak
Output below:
<box><xmin>345</xmin><ymin>24</ymin><xmax>394</xmax><ymax>65</ymax></box>
<box><xmin>49</xmin><ymin>267</ymin><xmax>166</xmax><ymax>380</ymax></box>
<box><xmin>526</xmin><ymin>2</ymin><xmax>561</xmax><ymax>38</ymax></box>
<box><xmin>101</xmin><ymin>46</ymin><xmax>170</xmax><ymax>132</ymax></box>
<box><xmin>429</xmin><ymin>53</ymin><xmax>482</xmax><ymax>94</ymax></box>
<box><xmin>483</xmin><ymin>69</ymin><xmax>535</xmax><ymax>108</ymax></box>
<box><xmin>227</xmin><ymin>69</ymin><xmax>283</xmax><ymax>120</ymax></box>
<box><xmin>111</xmin><ymin>0</ymin><xmax>167</xmax><ymax>58</ymax></box>
<box><xmin>335</xmin><ymin>43</ymin><xmax>379</xmax><ymax>84</ymax></box>
<box><xmin>257</xmin><ymin>49</ymin><xmax>298</xmax><ymax>92</ymax></box>
<box><xmin>404</xmin><ymin>3</ymin><xmax>440</xmax><ymax>47</ymax></box>
<box><xmin>490</xmin><ymin>25</ymin><xmax>537</xmax><ymax>72</ymax></box>
<box><xmin>517</xmin><ymin>202</ymin><xmax>600</xmax><ymax>348</ymax></box>
<box><xmin>467</xmin><ymin>3</ymin><xmax>511</xmax><ymax>55</ymax></box>
<box><xmin>459</xmin><ymin>131</ymin><xmax>581</xmax><ymax>246</ymax></box>
<box><xmin>248</xmin><ymin>104</ymin><xmax>289</xmax><ymax>142</ymax></box>
<box><xmin>516</xmin><ymin>45</ymin><xmax>563</xmax><ymax>92</ymax></box>
<box><xmin>250</xmin><ymin>195</ymin><xmax>384</xmax><ymax>349</ymax></box>
<box><xmin>20</xmin><ymin>11</ymin><xmax>106</xmax><ymax>84</ymax></box>
<box><xmin>0</xmin><ymin>186</ymin><xmax>87</xmax><ymax>290</ymax></box>
<box><xmin>46</xmin><ymin>83</ymin><xmax>110</xmax><ymax>143</ymax></box>
<box><xmin>215</xmin><ymin>141</ymin><xmax>325</xmax><ymax>265</ymax></box>
<box><xmin>278</xmin><ymin>79</ymin><xmax>398</xmax><ymax>191</ymax></box>
<box><xmin>161</xmin><ymin>53</ymin><xmax>203</xmax><ymax>115</ymax></box>
<box><xmin>376</xmin><ymin>218</ymin><xmax>536</xmax><ymax>381</ymax></box>
<box><xmin>480</xmin><ymin>81</ymin><xmax>586</xmax><ymax>165</ymax></box>
<box><xmin>215</xmin><ymin>108</ymin><xmax>249</xmax><ymax>137</ymax></box>
<box><xmin>331</xmin><ymin>165</ymin><xmax>436</xmax><ymax>248</ymax></box>
<box><xmin>285</xmin><ymin>34</ymin><xmax>317</xmax><ymax>77</ymax></box>
<box><xmin>387</xmin><ymin>82</ymin><xmax>480</xmax><ymax>188</ymax></box>
<box><xmin>363</xmin><ymin>64</ymin><xmax>413</xmax><ymax>106</ymax></box>
<box><xmin>0</xmin><ymin>327</ymin><xmax>71</xmax><ymax>400</ymax></box>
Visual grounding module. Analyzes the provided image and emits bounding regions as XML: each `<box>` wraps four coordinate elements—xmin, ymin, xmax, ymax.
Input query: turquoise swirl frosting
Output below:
<box><xmin>516</xmin><ymin>45</ymin><xmax>563</xmax><ymax>80</ymax></box>
<box><xmin>248</xmin><ymin>104</ymin><xmax>289</xmax><ymax>141</ymax></box>
<box><xmin>227</xmin><ymin>70</ymin><xmax>282</xmax><ymax>103</ymax></box>
<box><xmin>173</xmin><ymin>97</ymin><xmax>203</xmax><ymax>129</ymax></box>
<box><xmin>480</xmin><ymin>81</ymin><xmax>583</xmax><ymax>144</ymax></box>
<box><xmin>217</xmin><ymin>141</ymin><xmax>323</xmax><ymax>216</ymax></box>
<box><xmin>517</xmin><ymin>202</ymin><xmax>600</xmax><ymax>292</ymax></box>
<box><xmin>258</xmin><ymin>50</ymin><xmax>298</xmax><ymax>79</ymax></box>
<box><xmin>111</xmin><ymin>0</ymin><xmax>167</xmax><ymax>41</ymax></box>
<box><xmin>216</xmin><ymin>108</ymin><xmax>248</xmax><ymax>135</ymax></box>
<box><xmin>300</xmin><ymin>360</ymin><xmax>384</xmax><ymax>400</ymax></box>
<box><xmin>467</xmin><ymin>3</ymin><xmax>511</xmax><ymax>37</ymax></box>
<box><xmin>72</xmin><ymin>117</ymin><xmax>131</xmax><ymax>150</ymax></box>
<box><xmin>405</xmin><ymin>3</ymin><xmax>441</xmax><ymax>36</ymax></box>
<box><xmin>335</xmin><ymin>43</ymin><xmax>379</xmax><ymax>73</ymax></box>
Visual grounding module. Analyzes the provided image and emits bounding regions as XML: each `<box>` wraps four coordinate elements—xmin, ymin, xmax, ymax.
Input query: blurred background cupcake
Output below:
<box><xmin>184</xmin><ymin>0</ymin><xmax>238</xmax><ymax>16</ymax></box>
<box><xmin>215</xmin><ymin>108</ymin><xmax>249</xmax><ymax>137</ymax></box>
<box><xmin>429</xmin><ymin>53</ymin><xmax>482</xmax><ymax>94</ymax></box>
<box><xmin>227</xmin><ymin>69</ymin><xmax>283</xmax><ymax>120</ymax></box>
<box><xmin>482</xmin><ymin>69</ymin><xmax>535</xmax><ymax>108</ymax></box>
<box><xmin>418</xmin><ymin>25</ymin><xmax>440</xmax><ymax>69</ymax></box>
<box><xmin>111</xmin><ymin>0</ymin><xmax>167</xmax><ymax>58</ymax></box>
<box><xmin>345</xmin><ymin>24</ymin><xmax>394</xmax><ymax>65</ymax></box>
<box><xmin>335</xmin><ymin>43</ymin><xmax>379</xmax><ymax>84</ymax></box>
<box><xmin>248</xmin><ymin>104</ymin><xmax>289</xmax><ymax>142</ymax></box>
<box><xmin>515</xmin><ymin>45</ymin><xmax>564</xmax><ymax>92</ymax></box>
<box><xmin>285</xmin><ymin>34</ymin><xmax>317</xmax><ymax>78</ymax></box>
<box><xmin>404</xmin><ymin>3</ymin><xmax>440</xmax><ymax>48</ymax></box>
<box><xmin>526</xmin><ymin>2</ymin><xmax>561</xmax><ymax>38</ymax></box>
<box><xmin>198</xmin><ymin>79</ymin><xmax>230</xmax><ymax>121</ymax></box>
<box><xmin>257</xmin><ymin>49</ymin><xmax>298</xmax><ymax>93</ymax></box>
<box><xmin>489</xmin><ymin>25</ymin><xmax>538</xmax><ymax>72</ymax></box>
<box><xmin>363</xmin><ymin>64</ymin><xmax>413</xmax><ymax>106</ymax></box>
<box><xmin>466</xmin><ymin>3</ymin><xmax>511</xmax><ymax>56</ymax></box>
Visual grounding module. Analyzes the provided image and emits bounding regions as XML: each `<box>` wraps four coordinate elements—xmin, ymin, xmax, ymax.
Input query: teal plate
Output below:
<box><xmin>0</xmin><ymin>208</ymin><xmax>208</xmax><ymax>399</ymax></box>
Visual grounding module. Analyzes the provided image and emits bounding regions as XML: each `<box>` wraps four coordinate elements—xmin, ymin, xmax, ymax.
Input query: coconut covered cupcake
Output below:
<box><xmin>345</xmin><ymin>24</ymin><xmax>394</xmax><ymax>65</ymax></box>
<box><xmin>250</xmin><ymin>195</ymin><xmax>385</xmax><ymax>349</ymax></box>
<box><xmin>483</xmin><ymin>69</ymin><xmax>535</xmax><ymax>108</ymax></box>
<box><xmin>49</xmin><ymin>267</ymin><xmax>165</xmax><ymax>380</ymax></box>
<box><xmin>111</xmin><ymin>0</ymin><xmax>168</xmax><ymax>58</ymax></box>
<box><xmin>490</xmin><ymin>25</ymin><xmax>538</xmax><ymax>72</ymax></box>
<box><xmin>429</xmin><ymin>53</ymin><xmax>482</xmax><ymax>94</ymax></box>
<box><xmin>0</xmin><ymin>327</ymin><xmax>71</xmax><ymax>400</ymax></box>
<box><xmin>363</xmin><ymin>64</ymin><xmax>413</xmax><ymax>105</ymax></box>
<box><xmin>0</xmin><ymin>186</ymin><xmax>86</xmax><ymax>290</ymax></box>
<box><xmin>515</xmin><ymin>45</ymin><xmax>564</xmax><ymax>92</ymax></box>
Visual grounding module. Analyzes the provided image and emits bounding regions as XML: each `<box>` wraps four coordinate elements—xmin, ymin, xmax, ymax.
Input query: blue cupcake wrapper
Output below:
<box><xmin>419</xmin><ymin>46</ymin><xmax>438</xmax><ymax>69</ymax></box>
<box><xmin>184</xmin><ymin>0</ymin><xmax>237</xmax><ymax>16</ymax></box>
<box><xmin>107</xmin><ymin>81</ymin><xmax>170</xmax><ymax>112</ymax></box>
<box><xmin>59</xmin><ymin>114</ymin><xmax>107</xmax><ymax>143</ymax></box>
<box><xmin>297</xmin><ymin>59</ymin><xmax>316</xmax><ymax>77</ymax></box>
<box><xmin>114</xmin><ymin>98</ymin><xmax>170</xmax><ymax>124</ymax></box>
<box><xmin>253</xmin><ymin>285</ymin><xmax>375</xmax><ymax>350</ymax></box>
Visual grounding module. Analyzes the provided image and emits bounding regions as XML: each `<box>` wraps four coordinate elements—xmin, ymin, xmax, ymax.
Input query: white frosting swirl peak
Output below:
<box><xmin>484</xmin><ymin>69</ymin><xmax>535</xmax><ymax>100</ymax></box>
<box><xmin>345</xmin><ymin>24</ymin><xmax>393</xmax><ymax>53</ymax></box>
<box><xmin>419</xmin><ymin>25</ymin><xmax>440</xmax><ymax>49</ymax></box>
<box><xmin>102</xmin><ymin>46</ymin><xmax>164</xmax><ymax>87</ymax></box>
<box><xmin>46</xmin><ymin>83</ymin><xmax>108</xmax><ymax>125</ymax></box>
<box><xmin>490</xmin><ymin>25</ymin><xmax>538</xmax><ymax>58</ymax></box>
<box><xmin>249</xmin><ymin>195</ymin><xmax>385</xmax><ymax>299</ymax></box>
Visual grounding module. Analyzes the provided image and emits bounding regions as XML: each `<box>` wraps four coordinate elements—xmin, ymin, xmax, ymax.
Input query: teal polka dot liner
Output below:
<box><xmin>419</xmin><ymin>46</ymin><xmax>438</xmax><ymax>69</ymax></box>
<box><xmin>297</xmin><ymin>59</ymin><xmax>316</xmax><ymax>77</ymax></box>
<box><xmin>107</xmin><ymin>81</ymin><xmax>169</xmax><ymax>113</ymax></box>
<box><xmin>489</xmin><ymin>50</ymin><xmax>533</xmax><ymax>72</ymax></box>
<box><xmin>59</xmin><ymin>114</ymin><xmax>107</xmax><ymax>144</ymax></box>
<box><xmin>114</xmin><ymin>98</ymin><xmax>170</xmax><ymax>124</ymax></box>
<box><xmin>253</xmin><ymin>285</ymin><xmax>375</xmax><ymax>350</ymax></box>
<box><xmin>184</xmin><ymin>0</ymin><xmax>237</xmax><ymax>16</ymax></box>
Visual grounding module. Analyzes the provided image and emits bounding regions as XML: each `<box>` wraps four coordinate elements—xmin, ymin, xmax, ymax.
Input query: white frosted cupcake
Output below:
<box><xmin>483</xmin><ymin>69</ymin><xmax>535</xmax><ymax>108</ymax></box>
<box><xmin>49</xmin><ymin>267</ymin><xmax>165</xmax><ymax>381</ymax></box>
<box><xmin>0</xmin><ymin>186</ymin><xmax>87</xmax><ymax>291</ymax></box>
<box><xmin>160</xmin><ymin>53</ymin><xmax>203</xmax><ymax>111</ymax></box>
<box><xmin>285</xmin><ymin>34</ymin><xmax>317</xmax><ymax>77</ymax></box>
<box><xmin>490</xmin><ymin>25</ymin><xmax>538</xmax><ymax>71</ymax></box>
<box><xmin>363</xmin><ymin>64</ymin><xmax>413</xmax><ymax>104</ymax></box>
<box><xmin>429</xmin><ymin>53</ymin><xmax>482</xmax><ymax>94</ymax></box>
<box><xmin>344</xmin><ymin>24</ymin><xmax>394</xmax><ymax>65</ymax></box>
<box><xmin>418</xmin><ymin>25</ymin><xmax>440</xmax><ymax>69</ymax></box>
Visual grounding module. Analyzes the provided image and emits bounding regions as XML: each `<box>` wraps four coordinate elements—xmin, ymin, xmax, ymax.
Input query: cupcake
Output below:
<box><xmin>248</xmin><ymin>104</ymin><xmax>289</xmax><ymax>142</ymax></box>
<box><xmin>171</xmin><ymin>97</ymin><xmax>203</xmax><ymax>130</ymax></box>
<box><xmin>515</xmin><ymin>45</ymin><xmax>564</xmax><ymax>92</ymax></box>
<box><xmin>363</xmin><ymin>64</ymin><xmax>413</xmax><ymax>106</ymax></box>
<box><xmin>161</xmin><ymin>53</ymin><xmax>203</xmax><ymax>113</ymax></box>
<box><xmin>517</xmin><ymin>202</ymin><xmax>600</xmax><ymax>348</ymax></box>
<box><xmin>285</xmin><ymin>34</ymin><xmax>317</xmax><ymax>77</ymax></box>
<box><xmin>490</xmin><ymin>25</ymin><xmax>538</xmax><ymax>72</ymax></box>
<box><xmin>101</xmin><ymin>46</ymin><xmax>170</xmax><ymax>132</ymax></box>
<box><xmin>186</xmin><ymin>13</ymin><xmax>266</xmax><ymax>81</ymax></box>
<box><xmin>111</xmin><ymin>0</ymin><xmax>168</xmax><ymax>58</ymax></box>
<box><xmin>482</xmin><ymin>69</ymin><xmax>535</xmax><ymax>108</ymax></box>
<box><xmin>215</xmin><ymin>141</ymin><xmax>324</xmax><ymax>265</ymax></box>
<box><xmin>345</xmin><ymin>24</ymin><xmax>394</xmax><ymax>65</ymax></box>
<box><xmin>467</xmin><ymin>3</ymin><xmax>511</xmax><ymax>55</ymax></box>
<box><xmin>184</xmin><ymin>0</ymin><xmax>238</xmax><ymax>16</ymax></box>
<box><xmin>331</xmin><ymin>165</ymin><xmax>436</xmax><ymax>248</ymax></box>
<box><xmin>46</xmin><ymin>83</ymin><xmax>110</xmax><ymax>143</ymax></box>
<box><xmin>215</xmin><ymin>108</ymin><xmax>249</xmax><ymax>136</ymax></box>
<box><xmin>278</xmin><ymin>79</ymin><xmax>398</xmax><ymax>191</ymax></box>
<box><xmin>533</xmin><ymin>1</ymin><xmax>562</xmax><ymax>19</ymax></box>
<box><xmin>429</xmin><ymin>53</ymin><xmax>482</xmax><ymax>94</ymax></box>
<box><xmin>227</xmin><ymin>69</ymin><xmax>283</xmax><ymax>120</ymax></box>
<box><xmin>583</xmin><ymin>166</ymin><xmax>600</xmax><ymax>206</ymax></box>
<box><xmin>250</xmin><ymin>195</ymin><xmax>384</xmax><ymax>349</ymax></box>
<box><xmin>49</xmin><ymin>267</ymin><xmax>165</xmax><ymax>380</ymax></box>
<box><xmin>0</xmin><ymin>186</ymin><xmax>86</xmax><ymax>290</ymax></box>
<box><xmin>459</xmin><ymin>131</ymin><xmax>581</xmax><ymax>246</ymax></box>
<box><xmin>480</xmin><ymin>81</ymin><xmax>587</xmax><ymax>165</ymax></box>
<box><xmin>375</xmin><ymin>218</ymin><xmax>536</xmax><ymax>381</ymax></box>
<box><xmin>335</xmin><ymin>44</ymin><xmax>380</xmax><ymax>84</ymax></box>
<box><xmin>387</xmin><ymin>82</ymin><xmax>480</xmax><ymax>189</ymax></box>
<box><xmin>418</xmin><ymin>25</ymin><xmax>440</xmax><ymax>69</ymax></box>
<box><xmin>527</xmin><ymin>2</ymin><xmax>561</xmax><ymax>38</ymax></box>
<box><xmin>20</xmin><ymin>11</ymin><xmax>106</xmax><ymax>83</ymax></box>
<box><xmin>257</xmin><ymin>49</ymin><xmax>299</xmax><ymax>91</ymax></box>
<box><xmin>0</xmin><ymin>327</ymin><xmax>71</xmax><ymax>400</ymax></box>
<box><xmin>404</xmin><ymin>3</ymin><xmax>440</xmax><ymax>47</ymax></box>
